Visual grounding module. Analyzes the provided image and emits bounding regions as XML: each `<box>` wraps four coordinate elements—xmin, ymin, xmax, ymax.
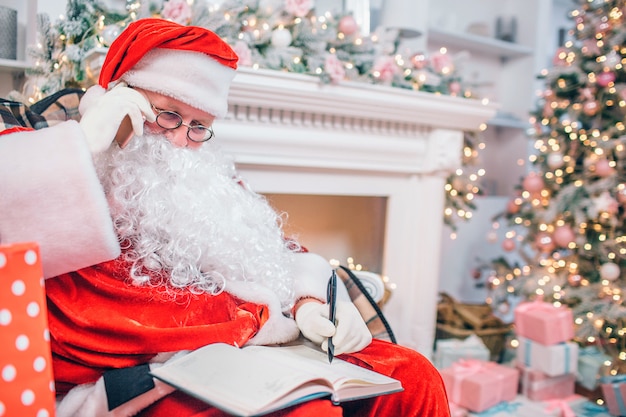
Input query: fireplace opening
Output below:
<box><xmin>264</xmin><ymin>194</ymin><xmax>388</xmax><ymax>273</ymax></box>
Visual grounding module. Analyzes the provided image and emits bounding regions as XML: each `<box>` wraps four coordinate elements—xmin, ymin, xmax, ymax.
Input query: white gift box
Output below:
<box><xmin>516</xmin><ymin>336</ymin><xmax>578</xmax><ymax>377</ymax></box>
<box><xmin>434</xmin><ymin>334</ymin><xmax>490</xmax><ymax>369</ymax></box>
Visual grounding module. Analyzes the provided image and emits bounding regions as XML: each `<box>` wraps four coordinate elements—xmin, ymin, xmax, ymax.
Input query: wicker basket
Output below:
<box><xmin>436</xmin><ymin>293</ymin><xmax>512</xmax><ymax>361</ymax></box>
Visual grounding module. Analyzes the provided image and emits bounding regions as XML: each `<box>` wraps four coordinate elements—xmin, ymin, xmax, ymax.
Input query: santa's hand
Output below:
<box><xmin>79</xmin><ymin>83</ymin><xmax>155</xmax><ymax>154</ymax></box>
<box><xmin>295</xmin><ymin>300</ymin><xmax>372</xmax><ymax>355</ymax></box>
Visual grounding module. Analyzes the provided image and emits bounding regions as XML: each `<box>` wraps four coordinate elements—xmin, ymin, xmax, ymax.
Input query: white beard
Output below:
<box><xmin>93</xmin><ymin>133</ymin><xmax>297</xmax><ymax>308</ymax></box>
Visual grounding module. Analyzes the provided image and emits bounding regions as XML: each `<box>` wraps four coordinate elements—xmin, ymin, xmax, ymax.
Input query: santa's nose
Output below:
<box><xmin>164</xmin><ymin>128</ymin><xmax>190</xmax><ymax>148</ymax></box>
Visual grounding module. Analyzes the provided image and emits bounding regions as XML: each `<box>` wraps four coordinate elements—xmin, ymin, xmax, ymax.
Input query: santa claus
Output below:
<box><xmin>0</xmin><ymin>18</ymin><xmax>450</xmax><ymax>417</ymax></box>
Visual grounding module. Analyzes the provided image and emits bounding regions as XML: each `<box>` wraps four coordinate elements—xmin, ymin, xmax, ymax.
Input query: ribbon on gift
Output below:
<box><xmin>600</xmin><ymin>374</ymin><xmax>626</xmax><ymax>416</ymax></box>
<box><xmin>544</xmin><ymin>395</ymin><xmax>578</xmax><ymax>417</ymax></box>
<box><xmin>573</xmin><ymin>401</ymin><xmax>610</xmax><ymax>417</ymax></box>
<box><xmin>474</xmin><ymin>401</ymin><xmax>522</xmax><ymax>416</ymax></box>
<box><xmin>449</xmin><ymin>359</ymin><xmax>503</xmax><ymax>405</ymax></box>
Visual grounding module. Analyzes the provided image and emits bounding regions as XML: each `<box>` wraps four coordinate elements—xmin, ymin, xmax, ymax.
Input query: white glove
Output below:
<box><xmin>295</xmin><ymin>300</ymin><xmax>372</xmax><ymax>355</ymax></box>
<box><xmin>79</xmin><ymin>83</ymin><xmax>155</xmax><ymax>154</ymax></box>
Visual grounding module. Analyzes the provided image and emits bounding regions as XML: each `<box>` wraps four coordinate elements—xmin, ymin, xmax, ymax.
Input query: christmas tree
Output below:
<box><xmin>487</xmin><ymin>0</ymin><xmax>626</xmax><ymax>372</ymax></box>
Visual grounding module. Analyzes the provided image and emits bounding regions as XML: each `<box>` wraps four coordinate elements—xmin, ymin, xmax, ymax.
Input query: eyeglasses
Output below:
<box><xmin>150</xmin><ymin>103</ymin><xmax>215</xmax><ymax>142</ymax></box>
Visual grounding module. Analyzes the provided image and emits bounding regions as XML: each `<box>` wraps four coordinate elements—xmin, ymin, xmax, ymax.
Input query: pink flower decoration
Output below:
<box><xmin>430</xmin><ymin>52</ymin><xmax>454</xmax><ymax>73</ymax></box>
<box><xmin>285</xmin><ymin>0</ymin><xmax>313</xmax><ymax>17</ymax></box>
<box><xmin>596</xmin><ymin>71</ymin><xmax>616</xmax><ymax>87</ymax></box>
<box><xmin>232</xmin><ymin>41</ymin><xmax>253</xmax><ymax>67</ymax></box>
<box><xmin>161</xmin><ymin>0</ymin><xmax>192</xmax><ymax>25</ymax></box>
<box><xmin>324</xmin><ymin>54</ymin><xmax>345</xmax><ymax>84</ymax></box>
<box><xmin>373</xmin><ymin>56</ymin><xmax>398</xmax><ymax>83</ymax></box>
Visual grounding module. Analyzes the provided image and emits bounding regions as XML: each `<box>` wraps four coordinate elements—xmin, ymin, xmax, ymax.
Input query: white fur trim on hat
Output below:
<box><xmin>120</xmin><ymin>48</ymin><xmax>236</xmax><ymax>118</ymax></box>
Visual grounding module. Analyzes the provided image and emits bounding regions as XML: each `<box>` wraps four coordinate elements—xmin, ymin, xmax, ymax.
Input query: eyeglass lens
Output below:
<box><xmin>155</xmin><ymin>110</ymin><xmax>214</xmax><ymax>142</ymax></box>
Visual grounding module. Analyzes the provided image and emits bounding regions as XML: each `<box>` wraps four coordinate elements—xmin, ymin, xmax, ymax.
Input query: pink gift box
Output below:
<box><xmin>600</xmin><ymin>375</ymin><xmax>626</xmax><ymax>416</ymax></box>
<box><xmin>514</xmin><ymin>300</ymin><xmax>574</xmax><ymax>345</ymax></box>
<box><xmin>448</xmin><ymin>402</ymin><xmax>468</xmax><ymax>417</ymax></box>
<box><xmin>440</xmin><ymin>359</ymin><xmax>520</xmax><ymax>413</ymax></box>
<box><xmin>518</xmin><ymin>364</ymin><xmax>575</xmax><ymax>401</ymax></box>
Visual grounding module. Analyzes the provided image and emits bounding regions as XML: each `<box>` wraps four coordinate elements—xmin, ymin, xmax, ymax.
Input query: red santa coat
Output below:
<box><xmin>0</xmin><ymin>112</ymin><xmax>451</xmax><ymax>416</ymax></box>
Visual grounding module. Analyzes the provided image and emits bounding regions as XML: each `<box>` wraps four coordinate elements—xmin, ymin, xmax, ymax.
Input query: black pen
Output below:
<box><xmin>327</xmin><ymin>270</ymin><xmax>337</xmax><ymax>363</ymax></box>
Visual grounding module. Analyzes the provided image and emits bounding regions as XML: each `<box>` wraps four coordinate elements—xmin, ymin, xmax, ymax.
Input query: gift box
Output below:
<box><xmin>448</xmin><ymin>402</ymin><xmax>468</xmax><ymax>417</ymax></box>
<box><xmin>440</xmin><ymin>359</ymin><xmax>519</xmax><ymax>413</ymax></box>
<box><xmin>518</xmin><ymin>364</ymin><xmax>576</xmax><ymax>401</ymax></box>
<box><xmin>517</xmin><ymin>336</ymin><xmax>579</xmax><ymax>377</ymax></box>
<box><xmin>569</xmin><ymin>398</ymin><xmax>613</xmax><ymax>417</ymax></box>
<box><xmin>578</xmin><ymin>346</ymin><xmax>611</xmax><ymax>391</ymax></box>
<box><xmin>0</xmin><ymin>242</ymin><xmax>56</xmax><ymax>416</ymax></box>
<box><xmin>600</xmin><ymin>375</ymin><xmax>626</xmax><ymax>416</ymax></box>
<box><xmin>434</xmin><ymin>334</ymin><xmax>490</xmax><ymax>369</ymax></box>
<box><xmin>471</xmin><ymin>399</ymin><xmax>524</xmax><ymax>416</ymax></box>
<box><xmin>514</xmin><ymin>300</ymin><xmax>574</xmax><ymax>346</ymax></box>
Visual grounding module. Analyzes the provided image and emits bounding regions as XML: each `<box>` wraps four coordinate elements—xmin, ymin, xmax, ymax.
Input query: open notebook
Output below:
<box><xmin>150</xmin><ymin>342</ymin><xmax>403</xmax><ymax>416</ymax></box>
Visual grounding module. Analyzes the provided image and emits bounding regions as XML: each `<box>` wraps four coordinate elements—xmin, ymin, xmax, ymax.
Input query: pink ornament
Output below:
<box><xmin>502</xmin><ymin>238</ymin><xmax>516</xmax><ymax>252</ymax></box>
<box><xmin>338</xmin><ymin>15</ymin><xmax>358</xmax><ymax>36</ymax></box>
<box><xmin>596</xmin><ymin>71</ymin><xmax>616</xmax><ymax>87</ymax></box>
<box><xmin>506</xmin><ymin>199</ymin><xmax>520</xmax><ymax>214</ymax></box>
<box><xmin>535</xmin><ymin>232</ymin><xmax>555</xmax><ymax>253</ymax></box>
<box><xmin>552</xmin><ymin>47</ymin><xmax>565</xmax><ymax>66</ymax></box>
<box><xmin>553</xmin><ymin>225</ymin><xmax>576</xmax><ymax>247</ymax></box>
<box><xmin>449</xmin><ymin>81</ymin><xmax>461</xmax><ymax>96</ymax></box>
<box><xmin>522</xmin><ymin>172</ymin><xmax>544</xmax><ymax>193</ymax></box>
<box><xmin>583</xmin><ymin>100</ymin><xmax>599</xmax><ymax>116</ymax></box>
<box><xmin>594</xmin><ymin>158</ymin><xmax>615</xmax><ymax>177</ymax></box>
<box><xmin>410</xmin><ymin>53</ymin><xmax>427</xmax><ymax>69</ymax></box>
<box><xmin>567</xmin><ymin>273</ymin><xmax>582</xmax><ymax>287</ymax></box>
<box><xmin>616</xmin><ymin>185</ymin><xmax>626</xmax><ymax>204</ymax></box>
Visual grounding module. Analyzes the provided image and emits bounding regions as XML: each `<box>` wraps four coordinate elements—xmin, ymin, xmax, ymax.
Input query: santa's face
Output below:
<box><xmin>92</xmin><ymin>108</ymin><xmax>297</xmax><ymax>307</ymax></box>
<box><xmin>134</xmin><ymin>87</ymin><xmax>217</xmax><ymax>150</ymax></box>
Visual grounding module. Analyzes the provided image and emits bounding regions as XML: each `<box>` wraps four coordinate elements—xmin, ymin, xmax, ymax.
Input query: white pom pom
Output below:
<box><xmin>78</xmin><ymin>85</ymin><xmax>106</xmax><ymax>116</ymax></box>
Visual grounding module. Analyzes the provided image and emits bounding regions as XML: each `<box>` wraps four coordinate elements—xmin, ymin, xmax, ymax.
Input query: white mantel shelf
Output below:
<box><xmin>216</xmin><ymin>68</ymin><xmax>497</xmax><ymax>357</ymax></box>
<box><xmin>229</xmin><ymin>67</ymin><xmax>497</xmax><ymax>131</ymax></box>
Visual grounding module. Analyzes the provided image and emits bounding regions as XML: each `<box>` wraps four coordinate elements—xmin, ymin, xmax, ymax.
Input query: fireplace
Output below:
<box><xmin>215</xmin><ymin>67</ymin><xmax>496</xmax><ymax>357</ymax></box>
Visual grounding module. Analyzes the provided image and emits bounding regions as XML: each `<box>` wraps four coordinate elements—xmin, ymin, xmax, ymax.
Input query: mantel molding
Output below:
<box><xmin>228</xmin><ymin>67</ymin><xmax>498</xmax><ymax>131</ymax></box>
<box><xmin>218</xmin><ymin>67</ymin><xmax>497</xmax><ymax>176</ymax></box>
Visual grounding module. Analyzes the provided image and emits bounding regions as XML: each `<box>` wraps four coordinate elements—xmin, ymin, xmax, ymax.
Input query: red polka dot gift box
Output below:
<box><xmin>0</xmin><ymin>242</ymin><xmax>55</xmax><ymax>417</ymax></box>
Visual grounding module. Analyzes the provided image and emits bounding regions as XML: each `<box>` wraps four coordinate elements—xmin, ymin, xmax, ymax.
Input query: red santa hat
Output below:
<box><xmin>98</xmin><ymin>18</ymin><xmax>239</xmax><ymax>118</ymax></box>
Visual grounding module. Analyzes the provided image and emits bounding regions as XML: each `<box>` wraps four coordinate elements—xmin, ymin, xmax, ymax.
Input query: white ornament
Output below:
<box><xmin>547</xmin><ymin>152</ymin><xmax>564</xmax><ymax>169</ymax></box>
<box><xmin>271</xmin><ymin>28</ymin><xmax>292</xmax><ymax>48</ymax></box>
<box><xmin>101</xmin><ymin>24</ymin><xmax>122</xmax><ymax>46</ymax></box>
<box><xmin>486</xmin><ymin>230</ymin><xmax>498</xmax><ymax>243</ymax></box>
<box><xmin>600</xmin><ymin>262</ymin><xmax>620</xmax><ymax>281</ymax></box>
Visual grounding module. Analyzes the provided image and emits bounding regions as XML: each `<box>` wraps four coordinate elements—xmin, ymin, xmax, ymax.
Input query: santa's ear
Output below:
<box><xmin>79</xmin><ymin>85</ymin><xmax>106</xmax><ymax>116</ymax></box>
